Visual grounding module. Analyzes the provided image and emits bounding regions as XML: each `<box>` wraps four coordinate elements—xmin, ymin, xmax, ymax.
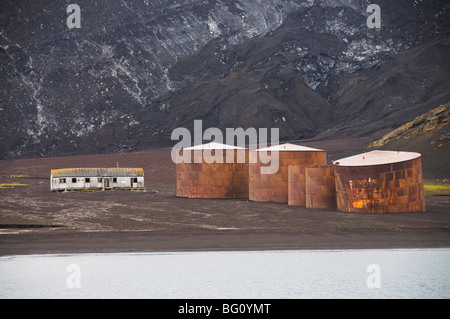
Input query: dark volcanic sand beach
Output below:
<box><xmin>0</xmin><ymin>143</ymin><xmax>449</xmax><ymax>256</ymax></box>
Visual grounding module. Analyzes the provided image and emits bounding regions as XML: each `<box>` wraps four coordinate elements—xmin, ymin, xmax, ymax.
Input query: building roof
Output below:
<box><xmin>333</xmin><ymin>150</ymin><xmax>421</xmax><ymax>167</ymax></box>
<box><xmin>51</xmin><ymin>168</ymin><xmax>144</xmax><ymax>178</ymax></box>
<box><xmin>256</xmin><ymin>143</ymin><xmax>324</xmax><ymax>152</ymax></box>
<box><xmin>185</xmin><ymin>142</ymin><xmax>246</xmax><ymax>150</ymax></box>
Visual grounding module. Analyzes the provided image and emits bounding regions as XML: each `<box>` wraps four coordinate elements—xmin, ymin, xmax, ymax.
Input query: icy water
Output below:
<box><xmin>1</xmin><ymin>249</ymin><xmax>449</xmax><ymax>299</ymax></box>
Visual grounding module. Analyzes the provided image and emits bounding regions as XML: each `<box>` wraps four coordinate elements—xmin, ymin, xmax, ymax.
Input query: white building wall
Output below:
<box><xmin>51</xmin><ymin>176</ymin><xmax>144</xmax><ymax>191</ymax></box>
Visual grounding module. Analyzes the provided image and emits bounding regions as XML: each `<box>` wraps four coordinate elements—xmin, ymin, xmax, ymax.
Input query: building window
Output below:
<box><xmin>85</xmin><ymin>178</ymin><xmax>90</xmax><ymax>183</ymax></box>
<box><xmin>60</xmin><ymin>178</ymin><xmax>66</xmax><ymax>184</ymax></box>
<box><xmin>131</xmin><ymin>178</ymin><xmax>138</xmax><ymax>184</ymax></box>
<box><xmin>98</xmin><ymin>178</ymin><xmax>102</xmax><ymax>183</ymax></box>
<box><xmin>113</xmin><ymin>178</ymin><xmax>117</xmax><ymax>183</ymax></box>
<box><xmin>72</xmin><ymin>178</ymin><xmax>77</xmax><ymax>183</ymax></box>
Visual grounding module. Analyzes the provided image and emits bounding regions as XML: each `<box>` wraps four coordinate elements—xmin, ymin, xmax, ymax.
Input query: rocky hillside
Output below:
<box><xmin>1</xmin><ymin>0</ymin><xmax>449</xmax><ymax>158</ymax></box>
<box><xmin>369</xmin><ymin>102</ymin><xmax>450</xmax><ymax>179</ymax></box>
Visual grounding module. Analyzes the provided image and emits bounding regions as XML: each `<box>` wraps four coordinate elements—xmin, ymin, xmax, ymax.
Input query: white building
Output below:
<box><xmin>50</xmin><ymin>168</ymin><xmax>144</xmax><ymax>191</ymax></box>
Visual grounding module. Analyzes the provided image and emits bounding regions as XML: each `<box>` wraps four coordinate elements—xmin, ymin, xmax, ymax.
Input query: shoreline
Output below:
<box><xmin>1</xmin><ymin>228</ymin><xmax>449</xmax><ymax>257</ymax></box>
<box><xmin>3</xmin><ymin>247</ymin><xmax>450</xmax><ymax>259</ymax></box>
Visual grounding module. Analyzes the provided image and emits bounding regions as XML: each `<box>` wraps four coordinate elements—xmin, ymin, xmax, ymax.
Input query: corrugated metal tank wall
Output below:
<box><xmin>288</xmin><ymin>165</ymin><xmax>307</xmax><ymax>206</ymax></box>
<box><xmin>334</xmin><ymin>157</ymin><xmax>426</xmax><ymax>213</ymax></box>
<box><xmin>176</xmin><ymin>149</ymin><xmax>249</xmax><ymax>199</ymax></box>
<box><xmin>305</xmin><ymin>165</ymin><xmax>337</xmax><ymax>210</ymax></box>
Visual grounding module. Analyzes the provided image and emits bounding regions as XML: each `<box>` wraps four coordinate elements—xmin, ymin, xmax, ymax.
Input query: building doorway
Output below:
<box><xmin>104</xmin><ymin>178</ymin><xmax>112</xmax><ymax>189</ymax></box>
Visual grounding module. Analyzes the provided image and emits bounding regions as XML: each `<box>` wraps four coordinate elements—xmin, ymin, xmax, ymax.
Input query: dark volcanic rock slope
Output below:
<box><xmin>1</xmin><ymin>0</ymin><xmax>449</xmax><ymax>158</ymax></box>
<box><xmin>368</xmin><ymin>102</ymin><xmax>450</xmax><ymax>179</ymax></box>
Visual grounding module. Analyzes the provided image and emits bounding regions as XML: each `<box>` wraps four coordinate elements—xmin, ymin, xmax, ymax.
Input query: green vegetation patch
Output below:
<box><xmin>0</xmin><ymin>183</ymin><xmax>30</xmax><ymax>189</ymax></box>
<box><xmin>424</xmin><ymin>180</ymin><xmax>450</xmax><ymax>196</ymax></box>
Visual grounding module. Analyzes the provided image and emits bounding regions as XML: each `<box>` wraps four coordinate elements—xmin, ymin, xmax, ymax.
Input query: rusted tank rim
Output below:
<box><xmin>333</xmin><ymin>150</ymin><xmax>421</xmax><ymax>167</ymax></box>
<box><xmin>185</xmin><ymin>142</ymin><xmax>246</xmax><ymax>151</ymax></box>
<box><xmin>256</xmin><ymin>143</ymin><xmax>324</xmax><ymax>152</ymax></box>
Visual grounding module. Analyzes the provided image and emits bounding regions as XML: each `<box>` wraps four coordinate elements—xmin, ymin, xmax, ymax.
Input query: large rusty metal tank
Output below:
<box><xmin>333</xmin><ymin>150</ymin><xmax>426</xmax><ymax>213</ymax></box>
<box><xmin>305</xmin><ymin>165</ymin><xmax>337</xmax><ymax>209</ymax></box>
<box><xmin>176</xmin><ymin>142</ymin><xmax>249</xmax><ymax>199</ymax></box>
<box><xmin>249</xmin><ymin>143</ymin><xmax>326</xmax><ymax>203</ymax></box>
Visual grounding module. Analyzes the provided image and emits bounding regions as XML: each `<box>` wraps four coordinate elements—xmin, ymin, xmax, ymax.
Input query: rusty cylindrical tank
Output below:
<box><xmin>333</xmin><ymin>151</ymin><xmax>426</xmax><ymax>213</ymax></box>
<box><xmin>305</xmin><ymin>165</ymin><xmax>337</xmax><ymax>209</ymax></box>
<box><xmin>176</xmin><ymin>142</ymin><xmax>249</xmax><ymax>199</ymax></box>
<box><xmin>249</xmin><ymin>144</ymin><xmax>327</xmax><ymax>203</ymax></box>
